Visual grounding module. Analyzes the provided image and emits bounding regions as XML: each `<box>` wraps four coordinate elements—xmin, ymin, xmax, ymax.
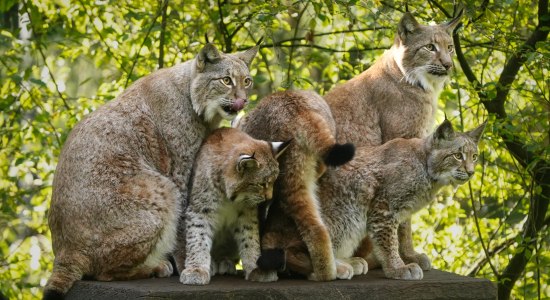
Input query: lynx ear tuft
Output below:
<box><xmin>398</xmin><ymin>12</ymin><xmax>421</xmax><ymax>38</ymax></box>
<box><xmin>444</xmin><ymin>8</ymin><xmax>464</xmax><ymax>34</ymax></box>
<box><xmin>196</xmin><ymin>43</ymin><xmax>222</xmax><ymax>72</ymax></box>
<box><xmin>271</xmin><ymin>139</ymin><xmax>292</xmax><ymax>159</ymax></box>
<box><xmin>433</xmin><ymin>119</ymin><xmax>455</xmax><ymax>141</ymax></box>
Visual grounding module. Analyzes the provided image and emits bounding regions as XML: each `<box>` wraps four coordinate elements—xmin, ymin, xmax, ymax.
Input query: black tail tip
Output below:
<box><xmin>257</xmin><ymin>248</ymin><xmax>286</xmax><ymax>271</ymax></box>
<box><xmin>43</xmin><ymin>289</ymin><xmax>65</xmax><ymax>300</ymax></box>
<box><xmin>324</xmin><ymin>143</ymin><xmax>355</xmax><ymax>166</ymax></box>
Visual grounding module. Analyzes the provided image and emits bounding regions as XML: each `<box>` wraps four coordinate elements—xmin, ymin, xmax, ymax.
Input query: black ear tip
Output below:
<box><xmin>43</xmin><ymin>289</ymin><xmax>65</xmax><ymax>300</ymax></box>
<box><xmin>324</xmin><ymin>143</ymin><xmax>355</xmax><ymax>166</ymax></box>
<box><xmin>257</xmin><ymin>249</ymin><xmax>286</xmax><ymax>271</ymax></box>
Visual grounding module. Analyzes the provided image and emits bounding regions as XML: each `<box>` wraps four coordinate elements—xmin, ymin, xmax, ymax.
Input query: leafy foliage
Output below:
<box><xmin>1</xmin><ymin>0</ymin><xmax>548</xmax><ymax>299</ymax></box>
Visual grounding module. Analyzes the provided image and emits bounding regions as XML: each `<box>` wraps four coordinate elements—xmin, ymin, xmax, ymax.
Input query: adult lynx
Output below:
<box><xmin>270</xmin><ymin>120</ymin><xmax>486</xmax><ymax>280</ymax></box>
<box><xmin>178</xmin><ymin>128</ymin><xmax>289</xmax><ymax>285</ymax></box>
<box><xmin>44</xmin><ymin>43</ymin><xmax>258</xmax><ymax>299</ymax></box>
<box><xmin>325</xmin><ymin>11</ymin><xmax>463</xmax><ymax>146</ymax></box>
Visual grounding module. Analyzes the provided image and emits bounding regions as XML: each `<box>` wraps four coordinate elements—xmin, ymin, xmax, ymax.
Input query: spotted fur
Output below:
<box><xmin>177</xmin><ymin>128</ymin><xmax>289</xmax><ymax>285</ymax></box>
<box><xmin>237</xmin><ymin>90</ymin><xmax>355</xmax><ymax>281</ymax></box>
<box><xmin>278</xmin><ymin>120</ymin><xmax>486</xmax><ymax>280</ymax></box>
<box><xmin>44</xmin><ymin>44</ymin><xmax>258</xmax><ymax>299</ymax></box>
<box><xmin>323</xmin><ymin>11</ymin><xmax>463</xmax><ymax>272</ymax></box>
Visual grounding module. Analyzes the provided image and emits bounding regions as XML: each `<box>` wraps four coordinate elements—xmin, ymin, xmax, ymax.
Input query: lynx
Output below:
<box><xmin>237</xmin><ymin>90</ymin><xmax>355</xmax><ymax>281</ymax></box>
<box><xmin>324</xmin><ymin>11</ymin><xmax>463</xmax><ymax>270</ymax></box>
<box><xmin>325</xmin><ymin>11</ymin><xmax>463</xmax><ymax>146</ymax></box>
<box><xmin>269</xmin><ymin>120</ymin><xmax>486</xmax><ymax>280</ymax></box>
<box><xmin>44</xmin><ymin>43</ymin><xmax>258</xmax><ymax>299</ymax></box>
<box><xmin>177</xmin><ymin>127</ymin><xmax>289</xmax><ymax>285</ymax></box>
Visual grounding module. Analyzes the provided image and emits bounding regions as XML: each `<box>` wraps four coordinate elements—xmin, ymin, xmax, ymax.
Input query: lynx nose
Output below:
<box><xmin>442</xmin><ymin>61</ymin><xmax>453</xmax><ymax>70</ymax></box>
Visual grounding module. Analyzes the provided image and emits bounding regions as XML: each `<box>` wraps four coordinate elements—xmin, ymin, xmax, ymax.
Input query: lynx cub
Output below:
<box><xmin>275</xmin><ymin>120</ymin><xmax>486</xmax><ymax>280</ymax></box>
<box><xmin>44</xmin><ymin>43</ymin><xmax>258</xmax><ymax>299</ymax></box>
<box><xmin>178</xmin><ymin>128</ymin><xmax>290</xmax><ymax>285</ymax></box>
<box><xmin>238</xmin><ymin>90</ymin><xmax>355</xmax><ymax>281</ymax></box>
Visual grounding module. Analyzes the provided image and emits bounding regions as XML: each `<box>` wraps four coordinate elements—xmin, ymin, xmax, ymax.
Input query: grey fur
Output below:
<box><xmin>45</xmin><ymin>43</ymin><xmax>258</xmax><ymax>296</ymax></box>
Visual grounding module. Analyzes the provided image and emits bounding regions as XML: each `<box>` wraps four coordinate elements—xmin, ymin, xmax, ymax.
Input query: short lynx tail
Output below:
<box><xmin>323</xmin><ymin>143</ymin><xmax>355</xmax><ymax>166</ymax></box>
<box><xmin>43</xmin><ymin>261</ymin><xmax>84</xmax><ymax>300</ymax></box>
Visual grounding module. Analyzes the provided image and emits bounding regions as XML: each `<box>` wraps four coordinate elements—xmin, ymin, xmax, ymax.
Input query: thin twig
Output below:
<box><xmin>22</xmin><ymin>1</ymin><xmax>71</xmax><ymax>112</ymax></box>
<box><xmin>158</xmin><ymin>0</ymin><xmax>169</xmax><ymax>69</ymax></box>
<box><xmin>124</xmin><ymin>1</ymin><xmax>166</xmax><ymax>88</ymax></box>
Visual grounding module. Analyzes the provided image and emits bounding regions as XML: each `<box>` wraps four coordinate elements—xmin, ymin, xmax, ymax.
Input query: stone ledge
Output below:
<box><xmin>66</xmin><ymin>269</ymin><xmax>496</xmax><ymax>300</ymax></box>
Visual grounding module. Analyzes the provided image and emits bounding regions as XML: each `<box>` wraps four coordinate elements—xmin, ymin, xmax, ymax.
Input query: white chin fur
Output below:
<box><xmin>392</xmin><ymin>46</ymin><xmax>447</xmax><ymax>93</ymax></box>
<box><xmin>204</xmin><ymin>103</ymin><xmax>235</xmax><ymax>123</ymax></box>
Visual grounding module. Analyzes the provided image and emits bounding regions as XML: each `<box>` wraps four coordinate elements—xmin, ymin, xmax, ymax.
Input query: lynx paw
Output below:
<box><xmin>217</xmin><ymin>259</ymin><xmax>237</xmax><ymax>275</ymax></box>
<box><xmin>180</xmin><ymin>267</ymin><xmax>210</xmax><ymax>285</ymax></box>
<box><xmin>385</xmin><ymin>263</ymin><xmax>423</xmax><ymax>280</ymax></box>
<box><xmin>153</xmin><ymin>260</ymin><xmax>173</xmax><ymax>278</ymax></box>
<box><xmin>403</xmin><ymin>253</ymin><xmax>431</xmax><ymax>271</ymax></box>
<box><xmin>247</xmin><ymin>268</ymin><xmax>278</xmax><ymax>282</ymax></box>
<box><xmin>308</xmin><ymin>263</ymin><xmax>337</xmax><ymax>281</ymax></box>
<box><xmin>347</xmin><ymin>257</ymin><xmax>369</xmax><ymax>275</ymax></box>
<box><xmin>335</xmin><ymin>259</ymin><xmax>353</xmax><ymax>280</ymax></box>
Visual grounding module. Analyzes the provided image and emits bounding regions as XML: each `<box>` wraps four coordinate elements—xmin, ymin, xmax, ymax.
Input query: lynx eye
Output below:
<box><xmin>424</xmin><ymin>44</ymin><xmax>437</xmax><ymax>52</ymax></box>
<box><xmin>472</xmin><ymin>153</ymin><xmax>478</xmax><ymax>162</ymax></box>
<box><xmin>453</xmin><ymin>153</ymin><xmax>463</xmax><ymax>161</ymax></box>
<box><xmin>244</xmin><ymin>77</ymin><xmax>252</xmax><ymax>87</ymax></box>
<box><xmin>447</xmin><ymin>44</ymin><xmax>455</xmax><ymax>53</ymax></box>
<box><xmin>220</xmin><ymin>76</ymin><xmax>233</xmax><ymax>87</ymax></box>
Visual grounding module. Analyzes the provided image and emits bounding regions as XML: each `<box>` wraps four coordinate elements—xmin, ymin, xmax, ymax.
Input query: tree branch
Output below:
<box><xmin>158</xmin><ymin>0</ymin><xmax>169</xmax><ymax>69</ymax></box>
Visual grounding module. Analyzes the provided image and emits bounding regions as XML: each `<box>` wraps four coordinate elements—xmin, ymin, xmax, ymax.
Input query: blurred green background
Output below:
<box><xmin>1</xmin><ymin>0</ymin><xmax>548</xmax><ymax>299</ymax></box>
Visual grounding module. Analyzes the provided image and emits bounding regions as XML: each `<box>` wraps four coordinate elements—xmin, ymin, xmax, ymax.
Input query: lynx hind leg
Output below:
<box><xmin>285</xmin><ymin>189</ymin><xmax>336</xmax><ymax>281</ymax></box>
<box><xmin>398</xmin><ymin>219</ymin><xmax>431</xmax><ymax>271</ymax></box>
<box><xmin>370</xmin><ymin>216</ymin><xmax>423</xmax><ymax>280</ymax></box>
<box><xmin>98</xmin><ymin>170</ymin><xmax>182</xmax><ymax>282</ymax></box>
<box><xmin>354</xmin><ymin>236</ymin><xmax>381</xmax><ymax>270</ymax></box>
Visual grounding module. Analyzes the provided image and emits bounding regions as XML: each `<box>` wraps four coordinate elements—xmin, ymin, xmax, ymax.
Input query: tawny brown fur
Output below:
<box><xmin>177</xmin><ymin>128</ymin><xmax>289</xmax><ymax>285</ymax></box>
<box><xmin>323</xmin><ymin>11</ymin><xmax>463</xmax><ymax>269</ymax></box>
<box><xmin>273</xmin><ymin>120</ymin><xmax>486</xmax><ymax>280</ymax></box>
<box><xmin>237</xmin><ymin>90</ymin><xmax>354</xmax><ymax>281</ymax></box>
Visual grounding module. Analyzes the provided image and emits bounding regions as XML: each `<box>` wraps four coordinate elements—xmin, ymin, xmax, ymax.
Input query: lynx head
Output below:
<box><xmin>426</xmin><ymin>120</ymin><xmax>486</xmax><ymax>186</ymax></box>
<box><xmin>392</xmin><ymin>11</ymin><xmax>463</xmax><ymax>92</ymax></box>
<box><xmin>210</xmin><ymin>128</ymin><xmax>290</xmax><ymax>206</ymax></box>
<box><xmin>190</xmin><ymin>43</ymin><xmax>259</xmax><ymax>125</ymax></box>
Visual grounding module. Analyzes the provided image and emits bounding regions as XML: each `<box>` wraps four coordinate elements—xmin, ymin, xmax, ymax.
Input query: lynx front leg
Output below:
<box><xmin>236</xmin><ymin>207</ymin><xmax>278</xmax><ymax>282</ymax></box>
<box><xmin>180</xmin><ymin>211</ymin><xmax>213</xmax><ymax>285</ymax></box>
<box><xmin>369</xmin><ymin>214</ymin><xmax>423</xmax><ymax>280</ymax></box>
<box><xmin>398</xmin><ymin>219</ymin><xmax>431</xmax><ymax>271</ymax></box>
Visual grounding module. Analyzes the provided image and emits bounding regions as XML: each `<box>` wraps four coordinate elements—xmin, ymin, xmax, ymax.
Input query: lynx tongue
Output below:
<box><xmin>231</xmin><ymin>98</ymin><xmax>246</xmax><ymax>112</ymax></box>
